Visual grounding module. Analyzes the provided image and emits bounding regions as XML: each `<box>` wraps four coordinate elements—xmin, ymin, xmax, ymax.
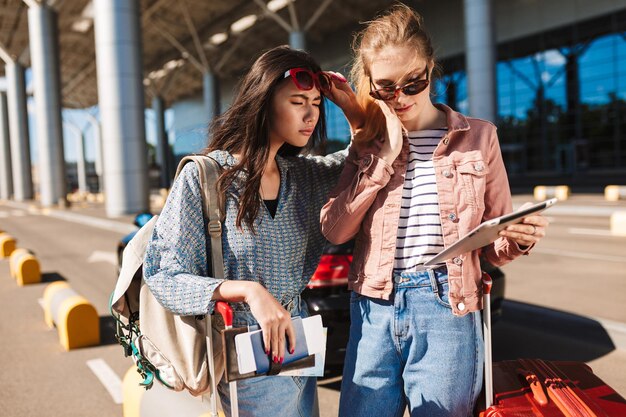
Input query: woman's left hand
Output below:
<box><xmin>498</xmin><ymin>202</ymin><xmax>550</xmax><ymax>247</ymax></box>
<box><xmin>323</xmin><ymin>71</ymin><xmax>365</xmax><ymax>131</ymax></box>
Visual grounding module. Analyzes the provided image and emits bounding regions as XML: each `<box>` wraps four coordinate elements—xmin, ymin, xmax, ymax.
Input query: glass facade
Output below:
<box><xmin>434</xmin><ymin>10</ymin><xmax>626</xmax><ymax>182</ymax></box>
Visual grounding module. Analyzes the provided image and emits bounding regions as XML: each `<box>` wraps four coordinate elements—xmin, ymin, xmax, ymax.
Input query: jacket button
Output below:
<box><xmin>360</xmin><ymin>155</ymin><xmax>372</xmax><ymax>169</ymax></box>
<box><xmin>474</xmin><ymin>162</ymin><xmax>484</xmax><ymax>172</ymax></box>
<box><xmin>443</xmin><ymin>169</ymin><xmax>453</xmax><ymax>178</ymax></box>
<box><xmin>443</xmin><ymin>138</ymin><xmax>450</xmax><ymax>145</ymax></box>
<box><xmin>448</xmin><ymin>213</ymin><xmax>457</xmax><ymax>221</ymax></box>
<box><xmin>457</xmin><ymin>302</ymin><xmax>466</xmax><ymax>311</ymax></box>
<box><xmin>453</xmin><ymin>257</ymin><xmax>463</xmax><ymax>266</ymax></box>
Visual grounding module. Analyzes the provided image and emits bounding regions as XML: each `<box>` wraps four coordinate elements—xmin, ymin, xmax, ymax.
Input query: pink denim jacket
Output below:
<box><xmin>320</xmin><ymin>104</ymin><xmax>529</xmax><ymax>316</ymax></box>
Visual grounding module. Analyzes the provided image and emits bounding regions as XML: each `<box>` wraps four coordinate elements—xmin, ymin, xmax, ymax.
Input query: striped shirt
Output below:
<box><xmin>394</xmin><ymin>128</ymin><xmax>448</xmax><ymax>272</ymax></box>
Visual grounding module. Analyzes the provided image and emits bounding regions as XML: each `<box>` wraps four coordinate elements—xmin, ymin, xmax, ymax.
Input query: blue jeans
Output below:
<box><xmin>338</xmin><ymin>268</ymin><xmax>484</xmax><ymax>417</ymax></box>
<box><xmin>217</xmin><ymin>296</ymin><xmax>319</xmax><ymax>417</ymax></box>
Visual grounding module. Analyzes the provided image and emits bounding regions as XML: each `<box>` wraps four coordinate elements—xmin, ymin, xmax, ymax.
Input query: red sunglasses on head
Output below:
<box><xmin>369</xmin><ymin>67</ymin><xmax>430</xmax><ymax>101</ymax></box>
<box><xmin>284</xmin><ymin>68</ymin><xmax>333</xmax><ymax>94</ymax></box>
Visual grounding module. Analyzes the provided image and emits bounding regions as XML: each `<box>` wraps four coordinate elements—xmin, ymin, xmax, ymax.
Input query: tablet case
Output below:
<box><xmin>424</xmin><ymin>198</ymin><xmax>557</xmax><ymax>266</ymax></box>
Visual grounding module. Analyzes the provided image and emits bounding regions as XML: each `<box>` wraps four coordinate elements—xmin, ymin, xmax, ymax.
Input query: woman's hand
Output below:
<box><xmin>377</xmin><ymin>101</ymin><xmax>405</xmax><ymax>165</ymax></box>
<box><xmin>499</xmin><ymin>202</ymin><xmax>550</xmax><ymax>247</ymax></box>
<box><xmin>244</xmin><ymin>283</ymin><xmax>295</xmax><ymax>364</ymax></box>
<box><xmin>212</xmin><ymin>280</ymin><xmax>295</xmax><ymax>364</ymax></box>
<box><xmin>323</xmin><ymin>71</ymin><xmax>365</xmax><ymax>132</ymax></box>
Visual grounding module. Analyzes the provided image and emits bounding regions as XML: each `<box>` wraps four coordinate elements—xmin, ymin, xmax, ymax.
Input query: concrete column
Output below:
<box><xmin>0</xmin><ymin>92</ymin><xmax>13</xmax><ymax>199</ymax></box>
<box><xmin>463</xmin><ymin>0</ymin><xmax>497</xmax><ymax>122</ymax></box>
<box><xmin>94</xmin><ymin>0</ymin><xmax>148</xmax><ymax>217</ymax></box>
<box><xmin>289</xmin><ymin>30</ymin><xmax>306</xmax><ymax>50</ymax></box>
<box><xmin>28</xmin><ymin>3</ymin><xmax>67</xmax><ymax>206</ymax></box>
<box><xmin>6</xmin><ymin>61</ymin><xmax>33</xmax><ymax>201</ymax></box>
<box><xmin>203</xmin><ymin>71</ymin><xmax>220</xmax><ymax>124</ymax></box>
<box><xmin>152</xmin><ymin>96</ymin><xmax>169</xmax><ymax>189</ymax></box>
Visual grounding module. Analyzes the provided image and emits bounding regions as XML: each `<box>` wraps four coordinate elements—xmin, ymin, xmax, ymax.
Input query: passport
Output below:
<box><xmin>248</xmin><ymin>316</ymin><xmax>310</xmax><ymax>374</ymax></box>
<box><xmin>232</xmin><ymin>315</ymin><xmax>325</xmax><ymax>376</ymax></box>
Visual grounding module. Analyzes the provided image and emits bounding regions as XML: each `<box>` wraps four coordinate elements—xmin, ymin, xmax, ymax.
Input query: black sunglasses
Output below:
<box><xmin>369</xmin><ymin>67</ymin><xmax>430</xmax><ymax>101</ymax></box>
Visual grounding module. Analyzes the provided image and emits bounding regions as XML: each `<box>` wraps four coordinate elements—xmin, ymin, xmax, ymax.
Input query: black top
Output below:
<box><xmin>263</xmin><ymin>199</ymin><xmax>279</xmax><ymax>218</ymax></box>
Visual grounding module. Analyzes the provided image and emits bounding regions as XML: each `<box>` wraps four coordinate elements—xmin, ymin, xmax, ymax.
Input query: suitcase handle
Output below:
<box><xmin>482</xmin><ymin>272</ymin><xmax>494</xmax><ymax>408</ymax></box>
<box><xmin>216</xmin><ymin>301</ymin><xmax>233</xmax><ymax>327</ymax></box>
<box><xmin>517</xmin><ymin>369</ymin><xmax>549</xmax><ymax>406</ymax></box>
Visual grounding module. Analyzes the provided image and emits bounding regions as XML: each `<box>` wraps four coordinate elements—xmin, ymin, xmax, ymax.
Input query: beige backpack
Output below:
<box><xmin>110</xmin><ymin>155</ymin><xmax>225</xmax><ymax>397</ymax></box>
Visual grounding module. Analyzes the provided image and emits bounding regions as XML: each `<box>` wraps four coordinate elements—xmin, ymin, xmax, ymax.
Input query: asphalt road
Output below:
<box><xmin>0</xmin><ymin>195</ymin><xmax>625</xmax><ymax>417</ymax></box>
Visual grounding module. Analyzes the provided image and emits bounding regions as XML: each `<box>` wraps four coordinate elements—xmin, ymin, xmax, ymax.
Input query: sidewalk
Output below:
<box><xmin>0</xmin><ymin>190</ymin><xmax>167</xmax><ymax>234</ymax></box>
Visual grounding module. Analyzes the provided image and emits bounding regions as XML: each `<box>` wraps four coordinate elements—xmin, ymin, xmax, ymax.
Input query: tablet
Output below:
<box><xmin>423</xmin><ymin>198</ymin><xmax>557</xmax><ymax>266</ymax></box>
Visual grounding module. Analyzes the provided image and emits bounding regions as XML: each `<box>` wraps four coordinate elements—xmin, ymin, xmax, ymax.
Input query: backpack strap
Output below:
<box><xmin>175</xmin><ymin>155</ymin><xmax>226</xmax><ymax>404</ymax></box>
<box><xmin>176</xmin><ymin>155</ymin><xmax>224</xmax><ymax>280</ymax></box>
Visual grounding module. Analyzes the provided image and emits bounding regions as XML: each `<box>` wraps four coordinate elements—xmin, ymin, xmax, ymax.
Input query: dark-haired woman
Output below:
<box><xmin>143</xmin><ymin>46</ymin><xmax>363</xmax><ymax>417</ymax></box>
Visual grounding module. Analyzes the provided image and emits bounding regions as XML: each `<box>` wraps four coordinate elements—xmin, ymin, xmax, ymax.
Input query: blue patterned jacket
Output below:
<box><xmin>143</xmin><ymin>149</ymin><xmax>346</xmax><ymax>317</ymax></box>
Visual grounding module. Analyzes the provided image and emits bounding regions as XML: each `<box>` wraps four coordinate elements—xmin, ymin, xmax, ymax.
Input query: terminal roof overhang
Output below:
<box><xmin>0</xmin><ymin>0</ymin><xmax>393</xmax><ymax>109</ymax></box>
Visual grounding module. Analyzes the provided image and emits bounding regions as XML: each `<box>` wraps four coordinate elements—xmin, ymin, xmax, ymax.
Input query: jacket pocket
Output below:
<box><xmin>456</xmin><ymin>158</ymin><xmax>489</xmax><ymax>212</ymax></box>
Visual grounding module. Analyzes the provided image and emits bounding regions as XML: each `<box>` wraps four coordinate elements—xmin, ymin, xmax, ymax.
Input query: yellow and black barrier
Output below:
<box><xmin>122</xmin><ymin>367</ymin><xmax>224</xmax><ymax>417</ymax></box>
<box><xmin>9</xmin><ymin>248</ymin><xmax>41</xmax><ymax>285</ymax></box>
<box><xmin>605</xmin><ymin>185</ymin><xmax>626</xmax><ymax>202</ymax></box>
<box><xmin>533</xmin><ymin>185</ymin><xmax>570</xmax><ymax>201</ymax></box>
<box><xmin>0</xmin><ymin>233</ymin><xmax>16</xmax><ymax>259</ymax></box>
<box><xmin>43</xmin><ymin>282</ymin><xmax>99</xmax><ymax>350</ymax></box>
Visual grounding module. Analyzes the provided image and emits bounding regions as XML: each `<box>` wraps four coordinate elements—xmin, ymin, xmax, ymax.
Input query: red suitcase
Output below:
<box><xmin>479</xmin><ymin>274</ymin><xmax>626</xmax><ymax>417</ymax></box>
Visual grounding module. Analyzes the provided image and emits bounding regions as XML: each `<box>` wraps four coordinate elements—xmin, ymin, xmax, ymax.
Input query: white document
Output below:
<box><xmin>280</xmin><ymin>328</ymin><xmax>327</xmax><ymax>377</ymax></box>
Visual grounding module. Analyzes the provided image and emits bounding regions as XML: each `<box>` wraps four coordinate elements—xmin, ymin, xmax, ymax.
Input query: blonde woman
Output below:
<box><xmin>321</xmin><ymin>5</ymin><xmax>549</xmax><ymax>416</ymax></box>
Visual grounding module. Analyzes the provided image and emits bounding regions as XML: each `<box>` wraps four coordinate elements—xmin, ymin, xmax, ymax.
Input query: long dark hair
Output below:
<box><xmin>204</xmin><ymin>45</ymin><xmax>327</xmax><ymax>231</ymax></box>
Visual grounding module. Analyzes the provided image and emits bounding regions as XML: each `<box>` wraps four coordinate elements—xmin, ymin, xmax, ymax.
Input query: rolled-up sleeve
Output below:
<box><xmin>320</xmin><ymin>145</ymin><xmax>394</xmax><ymax>244</ymax></box>
<box><xmin>143</xmin><ymin>163</ymin><xmax>224</xmax><ymax>316</ymax></box>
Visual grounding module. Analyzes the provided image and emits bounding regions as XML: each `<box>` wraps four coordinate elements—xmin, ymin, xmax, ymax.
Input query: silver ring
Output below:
<box><xmin>530</xmin><ymin>225</ymin><xmax>537</xmax><ymax>236</ymax></box>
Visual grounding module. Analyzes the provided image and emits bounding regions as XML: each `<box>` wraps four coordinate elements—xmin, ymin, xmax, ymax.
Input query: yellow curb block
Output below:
<box><xmin>122</xmin><ymin>366</ymin><xmax>224</xmax><ymax>417</ymax></box>
<box><xmin>0</xmin><ymin>233</ymin><xmax>17</xmax><ymax>259</ymax></box>
<box><xmin>610</xmin><ymin>211</ymin><xmax>626</xmax><ymax>237</ymax></box>
<box><xmin>9</xmin><ymin>248</ymin><xmax>41</xmax><ymax>285</ymax></box>
<box><xmin>43</xmin><ymin>281</ymin><xmax>100</xmax><ymax>350</ymax></box>
<box><xmin>605</xmin><ymin>185</ymin><xmax>626</xmax><ymax>202</ymax></box>
<box><xmin>533</xmin><ymin>185</ymin><xmax>570</xmax><ymax>201</ymax></box>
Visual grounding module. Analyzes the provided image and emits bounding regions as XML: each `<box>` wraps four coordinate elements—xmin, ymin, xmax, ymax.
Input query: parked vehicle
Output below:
<box><xmin>117</xmin><ymin>212</ymin><xmax>505</xmax><ymax>366</ymax></box>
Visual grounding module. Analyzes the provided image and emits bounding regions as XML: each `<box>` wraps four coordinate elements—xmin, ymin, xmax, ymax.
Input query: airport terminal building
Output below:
<box><xmin>0</xmin><ymin>0</ymin><xmax>625</xmax><ymax>215</ymax></box>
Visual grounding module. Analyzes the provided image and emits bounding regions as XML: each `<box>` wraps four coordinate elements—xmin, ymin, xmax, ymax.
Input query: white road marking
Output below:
<box><xmin>87</xmin><ymin>250</ymin><xmax>118</xmax><ymax>266</ymax></box>
<box><xmin>533</xmin><ymin>247</ymin><xmax>626</xmax><ymax>263</ymax></box>
<box><xmin>10</xmin><ymin>210</ymin><xmax>26</xmax><ymax>216</ymax></box>
<box><xmin>86</xmin><ymin>358</ymin><xmax>123</xmax><ymax>404</ymax></box>
<box><xmin>568</xmin><ymin>227</ymin><xmax>613</xmax><ymax>237</ymax></box>
<box><xmin>0</xmin><ymin>211</ymin><xmax>8</xmax><ymax>218</ymax></box>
